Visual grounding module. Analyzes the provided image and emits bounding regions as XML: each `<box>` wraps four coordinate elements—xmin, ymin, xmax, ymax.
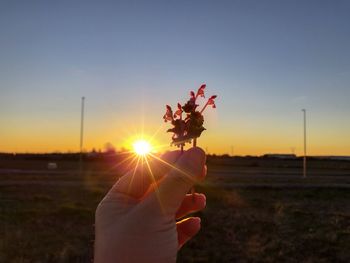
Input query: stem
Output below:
<box><xmin>191</xmin><ymin>138</ymin><xmax>197</xmax><ymax>202</ymax></box>
<box><xmin>200</xmin><ymin>101</ymin><xmax>209</xmax><ymax>114</ymax></box>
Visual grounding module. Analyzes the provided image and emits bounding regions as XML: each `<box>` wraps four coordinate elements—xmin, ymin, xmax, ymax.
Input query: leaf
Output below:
<box><xmin>182</xmin><ymin>98</ymin><xmax>198</xmax><ymax>113</ymax></box>
<box><xmin>185</xmin><ymin>111</ymin><xmax>205</xmax><ymax>139</ymax></box>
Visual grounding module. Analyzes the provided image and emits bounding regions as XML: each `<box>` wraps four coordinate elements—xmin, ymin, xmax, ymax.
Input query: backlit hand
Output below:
<box><xmin>94</xmin><ymin>147</ymin><xmax>207</xmax><ymax>263</ymax></box>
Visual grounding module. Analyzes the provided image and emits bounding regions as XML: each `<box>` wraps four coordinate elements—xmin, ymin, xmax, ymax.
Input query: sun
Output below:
<box><xmin>132</xmin><ymin>139</ymin><xmax>152</xmax><ymax>156</ymax></box>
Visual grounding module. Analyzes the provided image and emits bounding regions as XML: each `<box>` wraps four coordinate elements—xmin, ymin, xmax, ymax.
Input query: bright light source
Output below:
<box><xmin>133</xmin><ymin>140</ymin><xmax>152</xmax><ymax>156</ymax></box>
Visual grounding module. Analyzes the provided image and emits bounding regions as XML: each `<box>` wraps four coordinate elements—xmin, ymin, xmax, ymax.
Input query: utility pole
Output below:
<box><xmin>302</xmin><ymin>109</ymin><xmax>306</xmax><ymax>177</ymax></box>
<box><xmin>80</xmin><ymin>97</ymin><xmax>85</xmax><ymax>174</ymax></box>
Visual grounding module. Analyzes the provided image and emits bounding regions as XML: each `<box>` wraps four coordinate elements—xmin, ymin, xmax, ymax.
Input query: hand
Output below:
<box><xmin>94</xmin><ymin>147</ymin><xmax>207</xmax><ymax>263</ymax></box>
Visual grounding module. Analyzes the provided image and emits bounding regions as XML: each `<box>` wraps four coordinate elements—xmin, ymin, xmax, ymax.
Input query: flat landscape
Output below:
<box><xmin>1</xmin><ymin>155</ymin><xmax>350</xmax><ymax>262</ymax></box>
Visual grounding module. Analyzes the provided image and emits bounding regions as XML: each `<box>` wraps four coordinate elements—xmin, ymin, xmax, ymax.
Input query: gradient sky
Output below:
<box><xmin>1</xmin><ymin>0</ymin><xmax>350</xmax><ymax>155</ymax></box>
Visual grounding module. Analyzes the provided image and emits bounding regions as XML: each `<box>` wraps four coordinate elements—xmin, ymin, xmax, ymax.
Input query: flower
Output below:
<box><xmin>196</xmin><ymin>84</ymin><xmax>206</xmax><ymax>98</ymax></box>
<box><xmin>207</xmin><ymin>95</ymin><xmax>217</xmax><ymax>108</ymax></box>
<box><xmin>190</xmin><ymin>91</ymin><xmax>195</xmax><ymax>99</ymax></box>
<box><xmin>174</xmin><ymin>103</ymin><xmax>183</xmax><ymax>119</ymax></box>
<box><xmin>163</xmin><ymin>105</ymin><xmax>173</xmax><ymax>122</ymax></box>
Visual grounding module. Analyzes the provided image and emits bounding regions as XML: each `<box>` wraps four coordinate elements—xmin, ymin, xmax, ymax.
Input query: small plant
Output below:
<box><xmin>163</xmin><ymin>84</ymin><xmax>217</xmax><ymax>151</ymax></box>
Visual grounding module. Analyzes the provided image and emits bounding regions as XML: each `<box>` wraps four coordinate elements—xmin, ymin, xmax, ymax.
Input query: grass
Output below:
<box><xmin>0</xmin><ymin>185</ymin><xmax>98</xmax><ymax>262</ymax></box>
<box><xmin>0</xmin><ymin>159</ymin><xmax>349</xmax><ymax>262</ymax></box>
<box><xmin>178</xmin><ymin>186</ymin><xmax>350</xmax><ymax>262</ymax></box>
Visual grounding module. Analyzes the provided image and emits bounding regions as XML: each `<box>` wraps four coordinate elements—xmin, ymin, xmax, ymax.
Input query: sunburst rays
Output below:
<box><xmin>100</xmin><ymin>115</ymin><xmax>191</xmax><ymax>210</ymax></box>
<box><xmin>108</xmin><ymin>146</ymin><xmax>189</xmax><ymax>212</ymax></box>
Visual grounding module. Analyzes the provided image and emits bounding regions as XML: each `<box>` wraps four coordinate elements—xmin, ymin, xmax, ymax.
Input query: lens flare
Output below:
<box><xmin>133</xmin><ymin>140</ymin><xmax>152</xmax><ymax>156</ymax></box>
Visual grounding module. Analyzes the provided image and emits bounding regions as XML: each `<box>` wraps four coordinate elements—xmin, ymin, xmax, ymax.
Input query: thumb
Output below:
<box><xmin>142</xmin><ymin>147</ymin><xmax>206</xmax><ymax>216</ymax></box>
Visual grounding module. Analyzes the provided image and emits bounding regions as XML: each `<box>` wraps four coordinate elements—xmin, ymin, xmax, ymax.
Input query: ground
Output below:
<box><xmin>0</xmin><ymin>156</ymin><xmax>349</xmax><ymax>262</ymax></box>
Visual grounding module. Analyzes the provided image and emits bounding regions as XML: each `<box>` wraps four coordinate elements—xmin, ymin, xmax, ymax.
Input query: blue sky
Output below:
<box><xmin>1</xmin><ymin>0</ymin><xmax>350</xmax><ymax>154</ymax></box>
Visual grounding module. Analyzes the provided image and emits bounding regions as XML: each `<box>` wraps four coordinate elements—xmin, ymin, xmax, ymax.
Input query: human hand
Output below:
<box><xmin>94</xmin><ymin>147</ymin><xmax>207</xmax><ymax>263</ymax></box>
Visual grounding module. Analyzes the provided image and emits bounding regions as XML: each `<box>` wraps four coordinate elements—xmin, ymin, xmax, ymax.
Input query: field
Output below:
<box><xmin>1</xmin><ymin>155</ymin><xmax>350</xmax><ymax>262</ymax></box>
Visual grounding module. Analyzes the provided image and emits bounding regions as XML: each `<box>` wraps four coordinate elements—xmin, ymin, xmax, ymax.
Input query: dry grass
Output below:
<box><xmin>0</xmin><ymin>159</ymin><xmax>349</xmax><ymax>262</ymax></box>
<box><xmin>178</xmin><ymin>186</ymin><xmax>350</xmax><ymax>262</ymax></box>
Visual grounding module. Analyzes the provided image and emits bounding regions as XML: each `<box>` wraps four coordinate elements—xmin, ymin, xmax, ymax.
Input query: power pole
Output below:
<box><xmin>80</xmin><ymin>97</ymin><xmax>85</xmax><ymax>174</ymax></box>
<box><xmin>302</xmin><ymin>109</ymin><xmax>306</xmax><ymax>177</ymax></box>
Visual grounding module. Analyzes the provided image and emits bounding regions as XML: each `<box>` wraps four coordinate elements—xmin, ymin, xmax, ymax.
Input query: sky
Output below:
<box><xmin>1</xmin><ymin>0</ymin><xmax>350</xmax><ymax>155</ymax></box>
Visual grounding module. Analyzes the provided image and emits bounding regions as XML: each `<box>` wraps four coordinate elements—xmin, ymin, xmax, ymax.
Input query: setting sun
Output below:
<box><xmin>132</xmin><ymin>139</ymin><xmax>152</xmax><ymax>156</ymax></box>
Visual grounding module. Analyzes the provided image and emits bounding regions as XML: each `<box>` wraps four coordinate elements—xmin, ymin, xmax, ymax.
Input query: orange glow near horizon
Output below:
<box><xmin>1</xmin><ymin>117</ymin><xmax>350</xmax><ymax>156</ymax></box>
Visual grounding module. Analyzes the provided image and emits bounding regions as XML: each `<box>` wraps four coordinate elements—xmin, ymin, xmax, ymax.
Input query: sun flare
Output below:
<box><xmin>132</xmin><ymin>139</ymin><xmax>152</xmax><ymax>156</ymax></box>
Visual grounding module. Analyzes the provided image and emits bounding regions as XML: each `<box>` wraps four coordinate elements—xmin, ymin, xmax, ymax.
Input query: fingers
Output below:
<box><xmin>176</xmin><ymin>193</ymin><xmax>206</xmax><ymax>219</ymax></box>
<box><xmin>142</xmin><ymin>147</ymin><xmax>206</xmax><ymax>215</ymax></box>
<box><xmin>176</xmin><ymin>217</ymin><xmax>201</xmax><ymax>249</ymax></box>
<box><xmin>107</xmin><ymin>150</ymin><xmax>182</xmax><ymax>200</ymax></box>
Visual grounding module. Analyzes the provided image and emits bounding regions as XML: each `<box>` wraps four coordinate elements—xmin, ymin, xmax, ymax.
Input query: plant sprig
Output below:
<box><xmin>163</xmin><ymin>84</ymin><xmax>217</xmax><ymax>149</ymax></box>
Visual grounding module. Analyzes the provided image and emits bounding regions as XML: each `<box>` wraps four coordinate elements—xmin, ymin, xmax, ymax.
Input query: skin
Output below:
<box><xmin>94</xmin><ymin>147</ymin><xmax>207</xmax><ymax>263</ymax></box>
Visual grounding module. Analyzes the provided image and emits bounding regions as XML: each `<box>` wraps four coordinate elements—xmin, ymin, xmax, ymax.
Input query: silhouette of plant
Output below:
<box><xmin>163</xmin><ymin>84</ymin><xmax>217</xmax><ymax>149</ymax></box>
